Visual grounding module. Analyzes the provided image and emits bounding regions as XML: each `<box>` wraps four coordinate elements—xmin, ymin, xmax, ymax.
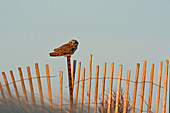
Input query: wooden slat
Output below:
<box><xmin>162</xmin><ymin>60</ymin><xmax>169</xmax><ymax>113</ymax></box>
<box><xmin>94</xmin><ymin>65</ymin><xmax>99</xmax><ymax>113</ymax></box>
<box><xmin>139</xmin><ymin>60</ymin><xmax>147</xmax><ymax>113</ymax></box>
<box><xmin>101</xmin><ymin>62</ymin><xmax>107</xmax><ymax>113</ymax></box>
<box><xmin>75</xmin><ymin>62</ymin><xmax>81</xmax><ymax>107</ymax></box>
<box><xmin>59</xmin><ymin>71</ymin><xmax>63</xmax><ymax>109</ymax></box>
<box><xmin>131</xmin><ymin>63</ymin><xmax>140</xmax><ymax>113</ymax></box>
<box><xmin>107</xmin><ymin>62</ymin><xmax>114</xmax><ymax>113</ymax></box>
<box><xmin>10</xmin><ymin>70</ymin><xmax>20</xmax><ymax>101</ymax></box>
<box><xmin>18</xmin><ymin>67</ymin><xmax>28</xmax><ymax>104</ymax></box>
<box><xmin>101</xmin><ymin>62</ymin><xmax>107</xmax><ymax>105</ymax></box>
<box><xmin>147</xmin><ymin>64</ymin><xmax>154</xmax><ymax>113</ymax></box>
<box><xmin>87</xmin><ymin>54</ymin><xmax>92</xmax><ymax>112</ymax></box>
<box><xmin>27</xmin><ymin>66</ymin><xmax>36</xmax><ymax>105</ymax></box>
<box><xmin>72</xmin><ymin>60</ymin><xmax>77</xmax><ymax>89</ymax></box>
<box><xmin>0</xmin><ymin>82</ymin><xmax>6</xmax><ymax>102</ymax></box>
<box><xmin>35</xmin><ymin>63</ymin><xmax>44</xmax><ymax>108</ymax></box>
<box><xmin>2</xmin><ymin>72</ymin><xmax>12</xmax><ymax>97</ymax></box>
<box><xmin>115</xmin><ymin>65</ymin><xmax>123</xmax><ymax>113</ymax></box>
<box><xmin>123</xmin><ymin>70</ymin><xmax>131</xmax><ymax>113</ymax></box>
<box><xmin>155</xmin><ymin>61</ymin><xmax>163</xmax><ymax>113</ymax></box>
<box><xmin>80</xmin><ymin>68</ymin><xmax>85</xmax><ymax>112</ymax></box>
<box><xmin>46</xmin><ymin>64</ymin><xmax>52</xmax><ymax>107</ymax></box>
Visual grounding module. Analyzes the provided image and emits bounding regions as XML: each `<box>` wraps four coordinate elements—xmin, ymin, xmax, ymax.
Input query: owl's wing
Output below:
<box><xmin>53</xmin><ymin>43</ymin><xmax>73</xmax><ymax>54</ymax></box>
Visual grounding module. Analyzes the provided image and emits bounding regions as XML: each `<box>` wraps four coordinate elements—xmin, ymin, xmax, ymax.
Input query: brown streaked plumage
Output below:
<box><xmin>49</xmin><ymin>39</ymin><xmax>79</xmax><ymax>57</ymax></box>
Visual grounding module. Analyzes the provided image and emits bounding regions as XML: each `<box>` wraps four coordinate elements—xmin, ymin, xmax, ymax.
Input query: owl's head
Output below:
<box><xmin>69</xmin><ymin>39</ymin><xmax>79</xmax><ymax>46</ymax></box>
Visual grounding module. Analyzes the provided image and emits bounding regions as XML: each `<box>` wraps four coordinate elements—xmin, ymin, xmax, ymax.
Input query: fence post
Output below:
<box><xmin>94</xmin><ymin>65</ymin><xmax>99</xmax><ymax>113</ymax></box>
<box><xmin>66</xmin><ymin>56</ymin><xmax>73</xmax><ymax>109</ymax></box>
<box><xmin>72</xmin><ymin>60</ymin><xmax>77</xmax><ymax>89</ymax></box>
<box><xmin>123</xmin><ymin>70</ymin><xmax>131</xmax><ymax>113</ymax></box>
<box><xmin>0</xmin><ymin>82</ymin><xmax>6</xmax><ymax>102</ymax></box>
<box><xmin>59</xmin><ymin>71</ymin><xmax>63</xmax><ymax>109</ymax></box>
<box><xmin>18</xmin><ymin>67</ymin><xmax>28</xmax><ymax>104</ymax></box>
<box><xmin>10</xmin><ymin>70</ymin><xmax>20</xmax><ymax>101</ymax></box>
<box><xmin>162</xmin><ymin>60</ymin><xmax>169</xmax><ymax>113</ymax></box>
<box><xmin>115</xmin><ymin>65</ymin><xmax>123</xmax><ymax>113</ymax></box>
<box><xmin>155</xmin><ymin>61</ymin><xmax>163</xmax><ymax>113</ymax></box>
<box><xmin>2</xmin><ymin>72</ymin><xmax>12</xmax><ymax>97</ymax></box>
<box><xmin>46</xmin><ymin>64</ymin><xmax>53</xmax><ymax>108</ymax></box>
<box><xmin>101</xmin><ymin>62</ymin><xmax>107</xmax><ymax>105</ymax></box>
<box><xmin>80</xmin><ymin>68</ymin><xmax>85</xmax><ymax>112</ymax></box>
<box><xmin>101</xmin><ymin>62</ymin><xmax>107</xmax><ymax>113</ymax></box>
<box><xmin>27</xmin><ymin>66</ymin><xmax>36</xmax><ymax>105</ymax></box>
<box><xmin>107</xmin><ymin>62</ymin><xmax>114</xmax><ymax>113</ymax></box>
<box><xmin>147</xmin><ymin>64</ymin><xmax>154</xmax><ymax>113</ymax></box>
<box><xmin>131</xmin><ymin>63</ymin><xmax>140</xmax><ymax>113</ymax></box>
<box><xmin>75</xmin><ymin>62</ymin><xmax>81</xmax><ymax>108</ymax></box>
<box><xmin>139</xmin><ymin>60</ymin><xmax>147</xmax><ymax>113</ymax></box>
<box><xmin>87</xmin><ymin>54</ymin><xmax>92</xmax><ymax>112</ymax></box>
<box><xmin>35</xmin><ymin>63</ymin><xmax>44</xmax><ymax>108</ymax></box>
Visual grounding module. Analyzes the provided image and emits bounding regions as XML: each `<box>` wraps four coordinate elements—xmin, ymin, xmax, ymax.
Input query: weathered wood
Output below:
<box><xmin>67</xmin><ymin>56</ymin><xmax>73</xmax><ymax>108</ymax></box>
<box><xmin>80</xmin><ymin>68</ymin><xmax>85</xmax><ymax>112</ymax></box>
<box><xmin>123</xmin><ymin>70</ymin><xmax>131</xmax><ymax>113</ymax></box>
<box><xmin>59</xmin><ymin>71</ymin><xmax>63</xmax><ymax>109</ymax></box>
<box><xmin>94</xmin><ymin>65</ymin><xmax>99</xmax><ymax>113</ymax></box>
<box><xmin>27</xmin><ymin>66</ymin><xmax>36</xmax><ymax>105</ymax></box>
<box><xmin>2</xmin><ymin>72</ymin><xmax>12</xmax><ymax>97</ymax></box>
<box><xmin>75</xmin><ymin>62</ymin><xmax>81</xmax><ymax>107</ymax></box>
<box><xmin>0</xmin><ymin>82</ymin><xmax>6</xmax><ymax>102</ymax></box>
<box><xmin>72</xmin><ymin>60</ymin><xmax>77</xmax><ymax>89</ymax></box>
<box><xmin>131</xmin><ymin>63</ymin><xmax>140</xmax><ymax>113</ymax></box>
<box><xmin>107</xmin><ymin>62</ymin><xmax>114</xmax><ymax>113</ymax></box>
<box><xmin>101</xmin><ymin>62</ymin><xmax>107</xmax><ymax>113</ymax></box>
<box><xmin>87</xmin><ymin>54</ymin><xmax>92</xmax><ymax>112</ymax></box>
<box><xmin>10</xmin><ymin>70</ymin><xmax>20</xmax><ymax>101</ymax></box>
<box><xmin>18</xmin><ymin>67</ymin><xmax>28</xmax><ymax>104</ymax></box>
<box><xmin>147</xmin><ymin>64</ymin><xmax>154</xmax><ymax>113</ymax></box>
<box><xmin>162</xmin><ymin>60</ymin><xmax>169</xmax><ymax>113</ymax></box>
<box><xmin>139</xmin><ymin>60</ymin><xmax>147</xmax><ymax>113</ymax></box>
<box><xmin>101</xmin><ymin>62</ymin><xmax>107</xmax><ymax>105</ymax></box>
<box><xmin>155</xmin><ymin>61</ymin><xmax>163</xmax><ymax>113</ymax></box>
<box><xmin>115</xmin><ymin>65</ymin><xmax>123</xmax><ymax>113</ymax></box>
<box><xmin>35</xmin><ymin>63</ymin><xmax>44</xmax><ymax>108</ymax></box>
<box><xmin>46</xmin><ymin>64</ymin><xmax>52</xmax><ymax>108</ymax></box>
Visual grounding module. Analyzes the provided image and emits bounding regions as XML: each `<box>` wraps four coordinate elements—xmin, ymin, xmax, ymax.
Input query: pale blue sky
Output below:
<box><xmin>0</xmin><ymin>0</ymin><xmax>169</xmax><ymax>69</ymax></box>
<box><xmin>0</xmin><ymin>0</ymin><xmax>169</xmax><ymax>112</ymax></box>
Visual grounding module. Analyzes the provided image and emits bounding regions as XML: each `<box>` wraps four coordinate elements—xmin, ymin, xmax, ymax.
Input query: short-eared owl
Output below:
<box><xmin>49</xmin><ymin>39</ymin><xmax>79</xmax><ymax>57</ymax></box>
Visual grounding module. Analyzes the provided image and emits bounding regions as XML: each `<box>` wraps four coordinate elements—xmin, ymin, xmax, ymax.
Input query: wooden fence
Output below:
<box><xmin>0</xmin><ymin>54</ymin><xmax>169</xmax><ymax>113</ymax></box>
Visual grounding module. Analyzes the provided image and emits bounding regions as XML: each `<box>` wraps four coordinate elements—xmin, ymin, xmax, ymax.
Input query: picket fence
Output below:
<box><xmin>0</xmin><ymin>54</ymin><xmax>169</xmax><ymax>113</ymax></box>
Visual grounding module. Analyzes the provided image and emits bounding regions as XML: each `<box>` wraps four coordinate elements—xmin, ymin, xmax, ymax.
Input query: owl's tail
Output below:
<box><xmin>49</xmin><ymin>52</ymin><xmax>61</xmax><ymax>57</ymax></box>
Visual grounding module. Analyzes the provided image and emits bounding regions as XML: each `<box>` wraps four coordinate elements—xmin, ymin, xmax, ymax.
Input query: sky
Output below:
<box><xmin>0</xmin><ymin>0</ymin><xmax>170</xmax><ymax>112</ymax></box>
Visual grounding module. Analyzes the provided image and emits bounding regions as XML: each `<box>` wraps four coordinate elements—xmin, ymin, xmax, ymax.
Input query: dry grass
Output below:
<box><xmin>98</xmin><ymin>88</ymin><xmax>131</xmax><ymax>113</ymax></box>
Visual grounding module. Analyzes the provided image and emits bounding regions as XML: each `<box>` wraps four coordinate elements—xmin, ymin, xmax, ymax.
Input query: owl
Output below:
<box><xmin>49</xmin><ymin>39</ymin><xmax>79</xmax><ymax>57</ymax></box>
